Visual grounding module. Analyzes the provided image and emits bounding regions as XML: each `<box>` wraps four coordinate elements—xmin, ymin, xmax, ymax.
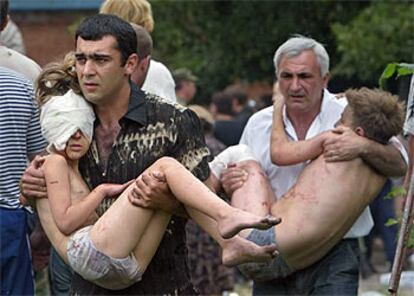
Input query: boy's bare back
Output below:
<box><xmin>271</xmin><ymin>154</ymin><xmax>386</xmax><ymax>270</ymax></box>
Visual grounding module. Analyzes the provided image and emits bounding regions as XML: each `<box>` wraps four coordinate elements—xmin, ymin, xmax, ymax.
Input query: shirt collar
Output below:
<box><xmin>282</xmin><ymin>89</ymin><xmax>334</xmax><ymax>140</ymax></box>
<box><xmin>123</xmin><ymin>81</ymin><xmax>147</xmax><ymax>126</ymax></box>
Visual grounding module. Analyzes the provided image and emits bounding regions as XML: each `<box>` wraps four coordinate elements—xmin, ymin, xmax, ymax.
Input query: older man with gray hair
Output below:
<box><xmin>221</xmin><ymin>35</ymin><xmax>407</xmax><ymax>295</ymax></box>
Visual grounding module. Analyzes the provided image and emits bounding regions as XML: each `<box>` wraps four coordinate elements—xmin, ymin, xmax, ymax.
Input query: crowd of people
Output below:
<box><xmin>1</xmin><ymin>0</ymin><xmax>413</xmax><ymax>296</ymax></box>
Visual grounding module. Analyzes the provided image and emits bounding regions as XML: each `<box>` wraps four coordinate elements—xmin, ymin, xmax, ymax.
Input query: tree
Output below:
<box><xmin>151</xmin><ymin>0</ymin><xmax>368</xmax><ymax>103</ymax></box>
<box><xmin>332</xmin><ymin>1</ymin><xmax>414</xmax><ymax>86</ymax></box>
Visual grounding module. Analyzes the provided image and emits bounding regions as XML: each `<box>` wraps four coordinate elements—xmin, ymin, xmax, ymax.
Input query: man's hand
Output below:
<box><xmin>323</xmin><ymin>126</ymin><xmax>366</xmax><ymax>162</ymax></box>
<box><xmin>220</xmin><ymin>163</ymin><xmax>248</xmax><ymax>197</ymax></box>
<box><xmin>20</xmin><ymin>155</ymin><xmax>47</xmax><ymax>200</ymax></box>
<box><xmin>128</xmin><ymin>171</ymin><xmax>179</xmax><ymax>213</ymax></box>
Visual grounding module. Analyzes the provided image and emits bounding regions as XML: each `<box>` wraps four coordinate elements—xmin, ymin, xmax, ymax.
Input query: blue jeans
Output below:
<box><xmin>253</xmin><ymin>239</ymin><xmax>360</xmax><ymax>295</ymax></box>
<box><xmin>49</xmin><ymin>247</ymin><xmax>73</xmax><ymax>296</ymax></box>
<box><xmin>365</xmin><ymin>179</ymin><xmax>397</xmax><ymax>264</ymax></box>
<box><xmin>0</xmin><ymin>208</ymin><xmax>34</xmax><ymax>295</ymax></box>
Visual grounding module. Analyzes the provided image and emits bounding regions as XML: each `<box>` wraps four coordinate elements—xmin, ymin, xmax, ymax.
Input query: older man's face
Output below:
<box><xmin>277</xmin><ymin>50</ymin><xmax>329</xmax><ymax>115</ymax></box>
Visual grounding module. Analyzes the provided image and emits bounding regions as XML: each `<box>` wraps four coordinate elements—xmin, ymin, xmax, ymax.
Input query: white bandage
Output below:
<box><xmin>40</xmin><ymin>90</ymin><xmax>95</xmax><ymax>152</ymax></box>
<box><xmin>209</xmin><ymin>144</ymin><xmax>257</xmax><ymax>178</ymax></box>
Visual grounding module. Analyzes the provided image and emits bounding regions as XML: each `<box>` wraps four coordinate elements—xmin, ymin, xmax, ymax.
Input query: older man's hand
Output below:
<box><xmin>323</xmin><ymin>126</ymin><xmax>366</xmax><ymax>162</ymax></box>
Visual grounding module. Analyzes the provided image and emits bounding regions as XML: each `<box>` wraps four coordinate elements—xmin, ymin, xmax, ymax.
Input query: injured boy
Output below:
<box><xmin>208</xmin><ymin>87</ymin><xmax>405</xmax><ymax>281</ymax></box>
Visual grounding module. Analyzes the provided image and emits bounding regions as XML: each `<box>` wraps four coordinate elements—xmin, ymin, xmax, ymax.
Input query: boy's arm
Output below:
<box><xmin>270</xmin><ymin>97</ymin><xmax>327</xmax><ymax>166</ymax></box>
<box><xmin>44</xmin><ymin>155</ymin><xmax>129</xmax><ymax>235</ymax></box>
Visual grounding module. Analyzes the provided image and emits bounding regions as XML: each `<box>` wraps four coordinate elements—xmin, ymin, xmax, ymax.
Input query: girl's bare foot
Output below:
<box><xmin>218</xmin><ymin>210</ymin><xmax>281</xmax><ymax>239</ymax></box>
<box><xmin>222</xmin><ymin>236</ymin><xmax>278</xmax><ymax>267</ymax></box>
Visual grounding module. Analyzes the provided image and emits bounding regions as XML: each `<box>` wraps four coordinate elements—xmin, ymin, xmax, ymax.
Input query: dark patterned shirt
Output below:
<box><xmin>72</xmin><ymin>83</ymin><xmax>210</xmax><ymax>295</ymax></box>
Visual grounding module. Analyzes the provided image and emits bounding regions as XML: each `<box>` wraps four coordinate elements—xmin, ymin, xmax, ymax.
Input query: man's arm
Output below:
<box><xmin>128</xmin><ymin>171</ymin><xmax>188</xmax><ymax>217</ymax></box>
<box><xmin>128</xmin><ymin>108</ymin><xmax>210</xmax><ymax>216</ymax></box>
<box><xmin>323</xmin><ymin>126</ymin><xmax>407</xmax><ymax>177</ymax></box>
<box><xmin>270</xmin><ymin>97</ymin><xmax>327</xmax><ymax>166</ymax></box>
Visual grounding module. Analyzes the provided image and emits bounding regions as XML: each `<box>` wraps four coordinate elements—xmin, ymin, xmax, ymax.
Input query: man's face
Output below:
<box><xmin>277</xmin><ymin>50</ymin><xmax>329</xmax><ymax>114</ymax></box>
<box><xmin>182</xmin><ymin>81</ymin><xmax>197</xmax><ymax>102</ymax></box>
<box><xmin>75</xmin><ymin>36</ymin><xmax>129</xmax><ymax>105</ymax></box>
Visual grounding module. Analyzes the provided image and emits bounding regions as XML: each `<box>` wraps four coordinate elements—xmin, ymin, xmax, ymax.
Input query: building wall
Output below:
<box><xmin>12</xmin><ymin>11</ymin><xmax>95</xmax><ymax>66</ymax></box>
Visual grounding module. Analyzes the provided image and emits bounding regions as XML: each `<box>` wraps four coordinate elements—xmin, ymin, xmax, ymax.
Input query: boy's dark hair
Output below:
<box><xmin>223</xmin><ymin>84</ymin><xmax>248</xmax><ymax>105</ymax></box>
<box><xmin>211</xmin><ymin>91</ymin><xmax>235</xmax><ymax>116</ymax></box>
<box><xmin>0</xmin><ymin>0</ymin><xmax>8</xmax><ymax>28</ymax></box>
<box><xmin>75</xmin><ymin>14</ymin><xmax>137</xmax><ymax>65</ymax></box>
<box><xmin>346</xmin><ymin>87</ymin><xmax>405</xmax><ymax>144</ymax></box>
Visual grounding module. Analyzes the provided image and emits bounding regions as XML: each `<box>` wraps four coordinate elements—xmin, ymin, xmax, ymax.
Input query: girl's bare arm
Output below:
<box><xmin>43</xmin><ymin>154</ymin><xmax>128</xmax><ymax>235</ymax></box>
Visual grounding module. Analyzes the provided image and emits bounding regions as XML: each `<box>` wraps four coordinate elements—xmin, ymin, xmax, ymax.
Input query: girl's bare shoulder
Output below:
<box><xmin>43</xmin><ymin>154</ymin><xmax>68</xmax><ymax>170</ymax></box>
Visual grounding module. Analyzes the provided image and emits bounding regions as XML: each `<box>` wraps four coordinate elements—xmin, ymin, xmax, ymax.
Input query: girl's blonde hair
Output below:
<box><xmin>36</xmin><ymin>52</ymin><xmax>81</xmax><ymax>106</ymax></box>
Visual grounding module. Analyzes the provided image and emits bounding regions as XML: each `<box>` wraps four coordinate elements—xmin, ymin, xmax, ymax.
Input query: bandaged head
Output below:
<box><xmin>40</xmin><ymin>90</ymin><xmax>95</xmax><ymax>152</ymax></box>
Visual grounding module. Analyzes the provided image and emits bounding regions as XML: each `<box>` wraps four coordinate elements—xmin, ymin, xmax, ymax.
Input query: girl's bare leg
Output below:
<box><xmin>89</xmin><ymin>156</ymin><xmax>277</xmax><ymax>265</ymax></box>
<box><xmin>156</xmin><ymin>157</ymin><xmax>279</xmax><ymax>239</ymax></box>
<box><xmin>131</xmin><ymin>211</ymin><xmax>171</xmax><ymax>271</ymax></box>
<box><xmin>89</xmin><ymin>184</ymin><xmax>160</xmax><ymax>259</ymax></box>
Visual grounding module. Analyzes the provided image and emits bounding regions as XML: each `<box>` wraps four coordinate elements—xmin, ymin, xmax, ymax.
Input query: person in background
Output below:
<box><xmin>100</xmin><ymin>0</ymin><xmax>177</xmax><ymax>102</ymax></box>
<box><xmin>0</xmin><ymin>66</ymin><xmax>47</xmax><ymax>295</ymax></box>
<box><xmin>223</xmin><ymin>84</ymin><xmax>254</xmax><ymax>129</ymax></box>
<box><xmin>211</xmin><ymin>91</ymin><xmax>244</xmax><ymax>146</ymax></box>
<box><xmin>0</xmin><ymin>0</ymin><xmax>40</xmax><ymax>83</ymax></box>
<box><xmin>174</xmin><ymin>67</ymin><xmax>198</xmax><ymax>106</ymax></box>
<box><xmin>0</xmin><ymin>18</ymin><xmax>25</xmax><ymax>54</ymax></box>
<box><xmin>186</xmin><ymin>104</ymin><xmax>236</xmax><ymax>295</ymax></box>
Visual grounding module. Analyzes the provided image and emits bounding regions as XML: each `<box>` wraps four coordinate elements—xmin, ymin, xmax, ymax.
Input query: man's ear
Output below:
<box><xmin>124</xmin><ymin>53</ymin><xmax>139</xmax><ymax>75</ymax></box>
<box><xmin>142</xmin><ymin>55</ymin><xmax>151</xmax><ymax>70</ymax></box>
<box><xmin>322</xmin><ymin>72</ymin><xmax>330</xmax><ymax>88</ymax></box>
<box><xmin>355</xmin><ymin>127</ymin><xmax>365</xmax><ymax>137</ymax></box>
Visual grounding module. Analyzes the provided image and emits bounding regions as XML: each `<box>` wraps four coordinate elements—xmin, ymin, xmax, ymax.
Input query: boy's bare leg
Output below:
<box><xmin>186</xmin><ymin>207</ymin><xmax>278</xmax><ymax>266</ymax></box>
<box><xmin>229</xmin><ymin>160</ymin><xmax>277</xmax><ymax>237</ymax></box>
<box><xmin>156</xmin><ymin>157</ymin><xmax>280</xmax><ymax>239</ymax></box>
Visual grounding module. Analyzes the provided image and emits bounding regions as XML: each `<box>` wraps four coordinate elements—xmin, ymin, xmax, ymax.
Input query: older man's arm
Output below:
<box><xmin>323</xmin><ymin>126</ymin><xmax>407</xmax><ymax>177</ymax></box>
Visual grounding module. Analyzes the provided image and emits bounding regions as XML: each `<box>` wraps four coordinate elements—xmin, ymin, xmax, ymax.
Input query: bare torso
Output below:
<box><xmin>271</xmin><ymin>155</ymin><xmax>386</xmax><ymax>270</ymax></box>
<box><xmin>36</xmin><ymin>159</ymin><xmax>97</xmax><ymax>263</ymax></box>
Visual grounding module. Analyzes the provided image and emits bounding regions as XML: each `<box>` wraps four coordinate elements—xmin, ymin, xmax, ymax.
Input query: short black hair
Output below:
<box><xmin>75</xmin><ymin>14</ymin><xmax>137</xmax><ymax>65</ymax></box>
<box><xmin>130</xmin><ymin>23</ymin><xmax>153</xmax><ymax>60</ymax></box>
<box><xmin>0</xmin><ymin>0</ymin><xmax>9</xmax><ymax>29</ymax></box>
<box><xmin>211</xmin><ymin>92</ymin><xmax>234</xmax><ymax>116</ymax></box>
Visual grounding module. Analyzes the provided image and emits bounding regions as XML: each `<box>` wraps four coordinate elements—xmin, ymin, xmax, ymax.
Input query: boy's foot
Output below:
<box><xmin>222</xmin><ymin>236</ymin><xmax>278</xmax><ymax>267</ymax></box>
<box><xmin>219</xmin><ymin>211</ymin><xmax>281</xmax><ymax>239</ymax></box>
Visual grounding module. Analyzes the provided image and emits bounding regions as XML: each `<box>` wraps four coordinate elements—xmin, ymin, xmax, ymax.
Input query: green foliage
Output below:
<box><xmin>332</xmin><ymin>1</ymin><xmax>414</xmax><ymax>85</ymax></box>
<box><xmin>385</xmin><ymin>186</ymin><xmax>414</xmax><ymax>248</ymax></box>
<box><xmin>151</xmin><ymin>0</ymin><xmax>367</xmax><ymax>103</ymax></box>
<box><xmin>379</xmin><ymin>63</ymin><xmax>414</xmax><ymax>89</ymax></box>
<box><xmin>385</xmin><ymin>185</ymin><xmax>407</xmax><ymax>199</ymax></box>
<box><xmin>385</xmin><ymin>218</ymin><xmax>399</xmax><ymax>227</ymax></box>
